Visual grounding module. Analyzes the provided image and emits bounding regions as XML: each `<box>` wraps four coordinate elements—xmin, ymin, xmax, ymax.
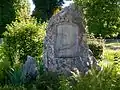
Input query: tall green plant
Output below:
<box><xmin>3</xmin><ymin>18</ymin><xmax>46</xmax><ymax>66</ymax></box>
<box><xmin>8</xmin><ymin>67</ymin><xmax>23</xmax><ymax>85</ymax></box>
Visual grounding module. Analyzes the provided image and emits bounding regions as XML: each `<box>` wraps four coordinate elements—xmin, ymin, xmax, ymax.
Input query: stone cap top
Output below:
<box><xmin>47</xmin><ymin>4</ymin><xmax>84</xmax><ymax>33</ymax></box>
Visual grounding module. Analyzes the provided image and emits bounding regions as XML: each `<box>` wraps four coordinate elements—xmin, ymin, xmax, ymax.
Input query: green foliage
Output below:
<box><xmin>87</xmin><ymin>34</ymin><xmax>104</xmax><ymax>59</ymax></box>
<box><xmin>0</xmin><ymin>0</ymin><xmax>30</xmax><ymax>37</ymax></box>
<box><xmin>8</xmin><ymin>67</ymin><xmax>23</xmax><ymax>85</ymax></box>
<box><xmin>32</xmin><ymin>0</ymin><xmax>64</xmax><ymax>22</ymax></box>
<box><xmin>37</xmin><ymin>60</ymin><xmax>44</xmax><ymax>75</ymax></box>
<box><xmin>1</xmin><ymin>64</ymin><xmax>120</xmax><ymax>90</ymax></box>
<box><xmin>0</xmin><ymin>45</ymin><xmax>11</xmax><ymax>85</ymax></box>
<box><xmin>59</xmin><ymin>76</ymin><xmax>72</xmax><ymax>90</ymax></box>
<box><xmin>3</xmin><ymin>18</ymin><xmax>46</xmax><ymax>66</ymax></box>
<box><xmin>35</xmin><ymin>72</ymin><xmax>60</xmax><ymax>90</ymax></box>
<box><xmin>51</xmin><ymin>64</ymin><xmax>120</xmax><ymax>90</ymax></box>
<box><xmin>34</xmin><ymin>64</ymin><xmax>120</xmax><ymax>90</ymax></box>
<box><xmin>74</xmin><ymin>0</ymin><xmax>120</xmax><ymax>38</ymax></box>
<box><xmin>71</xmin><ymin>65</ymin><xmax>120</xmax><ymax>90</ymax></box>
<box><xmin>13</xmin><ymin>0</ymin><xmax>30</xmax><ymax>21</ymax></box>
<box><xmin>0</xmin><ymin>59</ymin><xmax>10</xmax><ymax>85</ymax></box>
<box><xmin>0</xmin><ymin>85</ymin><xmax>27</xmax><ymax>90</ymax></box>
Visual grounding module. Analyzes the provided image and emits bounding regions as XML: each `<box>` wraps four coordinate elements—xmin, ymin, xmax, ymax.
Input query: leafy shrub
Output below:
<box><xmin>87</xmin><ymin>34</ymin><xmax>104</xmax><ymax>59</ymax></box>
<box><xmin>72</xmin><ymin>64</ymin><xmax>120</xmax><ymax>90</ymax></box>
<box><xmin>3</xmin><ymin>18</ymin><xmax>46</xmax><ymax>66</ymax></box>
<box><xmin>56</xmin><ymin>63</ymin><xmax>120</xmax><ymax>90</ymax></box>
<box><xmin>59</xmin><ymin>76</ymin><xmax>72</xmax><ymax>90</ymax></box>
<box><xmin>35</xmin><ymin>72</ymin><xmax>60</xmax><ymax>90</ymax></box>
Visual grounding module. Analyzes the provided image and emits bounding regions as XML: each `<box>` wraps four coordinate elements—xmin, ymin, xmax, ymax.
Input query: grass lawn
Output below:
<box><xmin>103</xmin><ymin>48</ymin><xmax>120</xmax><ymax>61</ymax></box>
<box><xmin>99</xmin><ymin>42</ymin><xmax>120</xmax><ymax>67</ymax></box>
<box><xmin>104</xmin><ymin>42</ymin><xmax>120</xmax><ymax>61</ymax></box>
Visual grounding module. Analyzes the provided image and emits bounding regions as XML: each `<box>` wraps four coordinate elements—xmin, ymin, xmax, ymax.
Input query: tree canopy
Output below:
<box><xmin>74</xmin><ymin>0</ymin><xmax>120</xmax><ymax>38</ymax></box>
<box><xmin>0</xmin><ymin>0</ymin><xmax>30</xmax><ymax>37</ymax></box>
<box><xmin>0</xmin><ymin>0</ymin><xmax>15</xmax><ymax>37</ymax></box>
<box><xmin>32</xmin><ymin>0</ymin><xmax>64</xmax><ymax>22</ymax></box>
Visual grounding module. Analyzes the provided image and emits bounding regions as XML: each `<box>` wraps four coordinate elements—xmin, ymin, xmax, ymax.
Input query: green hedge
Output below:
<box><xmin>87</xmin><ymin>34</ymin><xmax>104</xmax><ymax>59</ymax></box>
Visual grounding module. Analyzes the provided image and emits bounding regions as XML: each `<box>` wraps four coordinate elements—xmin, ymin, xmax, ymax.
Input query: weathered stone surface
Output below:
<box><xmin>43</xmin><ymin>4</ymin><xmax>100</xmax><ymax>75</ymax></box>
<box><xmin>55</xmin><ymin>24</ymin><xmax>79</xmax><ymax>58</ymax></box>
<box><xmin>22</xmin><ymin>56</ymin><xmax>38</xmax><ymax>81</ymax></box>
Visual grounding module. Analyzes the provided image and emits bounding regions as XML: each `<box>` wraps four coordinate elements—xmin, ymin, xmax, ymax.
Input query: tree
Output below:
<box><xmin>74</xmin><ymin>0</ymin><xmax>120</xmax><ymax>38</ymax></box>
<box><xmin>0</xmin><ymin>0</ymin><xmax>15</xmax><ymax>37</ymax></box>
<box><xmin>0</xmin><ymin>0</ymin><xmax>30</xmax><ymax>37</ymax></box>
<box><xmin>32</xmin><ymin>0</ymin><xmax>64</xmax><ymax>22</ymax></box>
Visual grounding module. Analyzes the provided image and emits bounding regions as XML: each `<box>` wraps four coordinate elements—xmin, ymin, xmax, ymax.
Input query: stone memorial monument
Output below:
<box><xmin>43</xmin><ymin>4</ymin><xmax>100</xmax><ymax>75</ymax></box>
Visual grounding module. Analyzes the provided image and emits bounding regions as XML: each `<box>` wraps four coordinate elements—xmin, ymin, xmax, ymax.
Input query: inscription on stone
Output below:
<box><xmin>55</xmin><ymin>24</ymin><xmax>79</xmax><ymax>58</ymax></box>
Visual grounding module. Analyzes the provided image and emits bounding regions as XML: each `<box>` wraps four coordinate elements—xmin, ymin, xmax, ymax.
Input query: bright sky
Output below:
<box><xmin>29</xmin><ymin>0</ymin><xmax>35</xmax><ymax>14</ymax></box>
<box><xmin>63</xmin><ymin>0</ymin><xmax>73</xmax><ymax>7</ymax></box>
<box><xmin>28</xmin><ymin>0</ymin><xmax>73</xmax><ymax>14</ymax></box>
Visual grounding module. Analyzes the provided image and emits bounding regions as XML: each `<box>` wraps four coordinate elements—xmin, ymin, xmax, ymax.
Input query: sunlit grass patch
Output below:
<box><xmin>105</xmin><ymin>42</ymin><xmax>120</xmax><ymax>47</ymax></box>
<box><xmin>103</xmin><ymin>48</ymin><xmax>120</xmax><ymax>61</ymax></box>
